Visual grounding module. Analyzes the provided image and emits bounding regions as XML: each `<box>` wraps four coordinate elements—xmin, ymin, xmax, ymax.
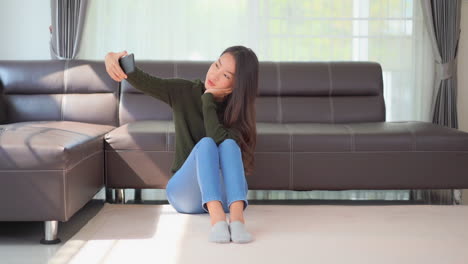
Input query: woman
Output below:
<box><xmin>104</xmin><ymin>46</ymin><xmax>259</xmax><ymax>244</ymax></box>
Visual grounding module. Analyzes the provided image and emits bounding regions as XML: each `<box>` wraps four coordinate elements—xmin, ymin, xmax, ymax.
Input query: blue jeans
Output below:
<box><xmin>165</xmin><ymin>137</ymin><xmax>249</xmax><ymax>214</ymax></box>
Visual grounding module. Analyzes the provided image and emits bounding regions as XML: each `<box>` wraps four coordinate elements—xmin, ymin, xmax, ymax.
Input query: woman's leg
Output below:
<box><xmin>166</xmin><ymin>137</ymin><xmax>229</xmax><ymax>216</ymax></box>
<box><xmin>218</xmin><ymin>138</ymin><xmax>253</xmax><ymax>243</ymax></box>
<box><xmin>218</xmin><ymin>139</ymin><xmax>249</xmax><ymax>223</ymax></box>
<box><xmin>166</xmin><ymin>137</ymin><xmax>232</xmax><ymax>243</ymax></box>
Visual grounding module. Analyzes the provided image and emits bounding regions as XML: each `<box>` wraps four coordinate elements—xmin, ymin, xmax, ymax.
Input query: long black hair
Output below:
<box><xmin>219</xmin><ymin>45</ymin><xmax>259</xmax><ymax>176</ymax></box>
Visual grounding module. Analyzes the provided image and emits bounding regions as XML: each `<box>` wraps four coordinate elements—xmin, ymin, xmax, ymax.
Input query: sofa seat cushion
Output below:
<box><xmin>105</xmin><ymin>120</ymin><xmax>175</xmax><ymax>151</ymax></box>
<box><xmin>105</xmin><ymin>120</ymin><xmax>468</xmax><ymax>153</ymax></box>
<box><xmin>280</xmin><ymin>121</ymin><xmax>468</xmax><ymax>153</ymax></box>
<box><xmin>0</xmin><ymin>121</ymin><xmax>115</xmax><ymax>170</ymax></box>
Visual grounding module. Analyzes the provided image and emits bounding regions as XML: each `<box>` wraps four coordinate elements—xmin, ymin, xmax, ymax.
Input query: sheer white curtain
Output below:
<box><xmin>80</xmin><ymin>0</ymin><xmax>434</xmax><ymax>201</ymax></box>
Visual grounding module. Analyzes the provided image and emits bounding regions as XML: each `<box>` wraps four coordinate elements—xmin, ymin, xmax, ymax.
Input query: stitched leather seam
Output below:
<box><xmin>403</xmin><ymin>125</ymin><xmax>417</xmax><ymax>151</ymax></box>
<box><xmin>291</xmin><ymin>125</ymin><xmax>294</xmax><ymax>189</ymax></box>
<box><xmin>342</xmin><ymin>124</ymin><xmax>355</xmax><ymax>152</ymax></box>
<box><xmin>61</xmin><ymin>61</ymin><xmax>68</xmax><ymax>220</ymax></box>
<box><xmin>247</xmin><ymin>151</ymin><xmax>467</xmax><ymax>153</ymax></box>
<box><xmin>61</xmin><ymin>60</ymin><xmax>69</xmax><ymax>121</ymax></box>
<box><xmin>62</xmin><ymin>168</ymin><xmax>67</xmax><ymax>220</ymax></box>
<box><xmin>327</xmin><ymin>62</ymin><xmax>335</xmax><ymax>124</ymax></box>
<box><xmin>166</xmin><ymin>122</ymin><xmax>170</xmax><ymax>151</ymax></box>
<box><xmin>284</xmin><ymin>124</ymin><xmax>293</xmax><ymax>189</ymax></box>
<box><xmin>276</xmin><ymin>62</ymin><xmax>283</xmax><ymax>123</ymax></box>
<box><xmin>66</xmin><ymin>149</ymin><xmax>103</xmax><ymax>171</ymax></box>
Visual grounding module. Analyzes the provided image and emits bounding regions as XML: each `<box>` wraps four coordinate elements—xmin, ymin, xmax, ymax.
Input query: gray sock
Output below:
<box><xmin>209</xmin><ymin>220</ymin><xmax>230</xmax><ymax>243</ymax></box>
<box><xmin>229</xmin><ymin>221</ymin><xmax>253</xmax><ymax>243</ymax></box>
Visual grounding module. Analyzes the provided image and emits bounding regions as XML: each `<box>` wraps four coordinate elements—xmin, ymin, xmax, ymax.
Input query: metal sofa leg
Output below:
<box><xmin>115</xmin><ymin>188</ymin><xmax>125</xmax><ymax>204</ymax></box>
<box><xmin>409</xmin><ymin>189</ymin><xmax>416</xmax><ymax>201</ymax></box>
<box><xmin>105</xmin><ymin>187</ymin><xmax>114</xmax><ymax>203</ymax></box>
<box><xmin>409</xmin><ymin>189</ymin><xmax>423</xmax><ymax>203</ymax></box>
<box><xmin>134</xmin><ymin>189</ymin><xmax>142</xmax><ymax>203</ymax></box>
<box><xmin>452</xmin><ymin>189</ymin><xmax>463</xmax><ymax>205</ymax></box>
<box><xmin>409</xmin><ymin>189</ymin><xmax>432</xmax><ymax>204</ymax></box>
<box><xmin>40</xmin><ymin>220</ymin><xmax>61</xmax><ymax>245</ymax></box>
<box><xmin>410</xmin><ymin>189</ymin><xmax>463</xmax><ymax>205</ymax></box>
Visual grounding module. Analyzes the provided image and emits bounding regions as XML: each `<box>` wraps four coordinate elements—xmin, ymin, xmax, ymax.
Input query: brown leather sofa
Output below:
<box><xmin>1</xmin><ymin>60</ymin><xmax>468</xmax><ymax>245</ymax></box>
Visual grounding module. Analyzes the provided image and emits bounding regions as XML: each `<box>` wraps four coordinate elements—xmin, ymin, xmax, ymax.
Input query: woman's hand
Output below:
<box><xmin>104</xmin><ymin>50</ymin><xmax>129</xmax><ymax>82</ymax></box>
<box><xmin>204</xmin><ymin>87</ymin><xmax>232</xmax><ymax>101</ymax></box>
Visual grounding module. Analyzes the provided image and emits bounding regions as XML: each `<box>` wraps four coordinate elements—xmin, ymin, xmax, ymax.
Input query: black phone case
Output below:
<box><xmin>119</xmin><ymin>53</ymin><xmax>135</xmax><ymax>74</ymax></box>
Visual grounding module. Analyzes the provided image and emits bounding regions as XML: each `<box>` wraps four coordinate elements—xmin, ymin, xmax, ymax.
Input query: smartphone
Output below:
<box><xmin>118</xmin><ymin>53</ymin><xmax>135</xmax><ymax>74</ymax></box>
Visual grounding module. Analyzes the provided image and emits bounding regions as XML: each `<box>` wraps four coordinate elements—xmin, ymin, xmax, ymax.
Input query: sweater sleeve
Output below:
<box><xmin>124</xmin><ymin>66</ymin><xmax>191</xmax><ymax>107</ymax></box>
<box><xmin>201</xmin><ymin>92</ymin><xmax>240</xmax><ymax>145</ymax></box>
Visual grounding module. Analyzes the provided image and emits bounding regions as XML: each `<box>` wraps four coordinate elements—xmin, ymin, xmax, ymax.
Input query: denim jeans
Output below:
<box><xmin>165</xmin><ymin>137</ymin><xmax>249</xmax><ymax>214</ymax></box>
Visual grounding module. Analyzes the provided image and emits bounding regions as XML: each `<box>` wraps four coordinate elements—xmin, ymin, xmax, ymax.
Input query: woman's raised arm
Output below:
<box><xmin>104</xmin><ymin>50</ymin><xmax>193</xmax><ymax>107</ymax></box>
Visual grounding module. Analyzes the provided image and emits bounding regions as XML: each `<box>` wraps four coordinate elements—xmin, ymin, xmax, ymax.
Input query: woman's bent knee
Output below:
<box><xmin>220</xmin><ymin>138</ymin><xmax>236</xmax><ymax>145</ymax></box>
<box><xmin>197</xmin><ymin>137</ymin><xmax>218</xmax><ymax>150</ymax></box>
<box><xmin>199</xmin><ymin>137</ymin><xmax>216</xmax><ymax>145</ymax></box>
<box><xmin>219</xmin><ymin>139</ymin><xmax>241</xmax><ymax>154</ymax></box>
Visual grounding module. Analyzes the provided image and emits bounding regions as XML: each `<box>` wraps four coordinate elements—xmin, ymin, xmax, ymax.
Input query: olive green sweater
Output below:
<box><xmin>125</xmin><ymin>66</ymin><xmax>240</xmax><ymax>175</ymax></box>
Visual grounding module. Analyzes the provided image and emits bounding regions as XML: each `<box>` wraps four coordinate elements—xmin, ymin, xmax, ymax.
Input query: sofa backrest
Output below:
<box><xmin>0</xmin><ymin>60</ymin><xmax>119</xmax><ymax>126</ymax></box>
<box><xmin>258</xmin><ymin>61</ymin><xmax>385</xmax><ymax>123</ymax></box>
<box><xmin>120</xmin><ymin>61</ymin><xmax>385</xmax><ymax>125</ymax></box>
<box><xmin>0</xmin><ymin>60</ymin><xmax>385</xmax><ymax>126</ymax></box>
<box><xmin>120</xmin><ymin>61</ymin><xmax>209</xmax><ymax>125</ymax></box>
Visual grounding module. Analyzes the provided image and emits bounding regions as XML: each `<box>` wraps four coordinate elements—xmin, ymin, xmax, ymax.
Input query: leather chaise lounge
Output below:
<box><xmin>1</xmin><ymin>59</ymin><xmax>468</xmax><ymax>244</ymax></box>
<box><xmin>0</xmin><ymin>60</ymin><xmax>119</xmax><ymax>244</ymax></box>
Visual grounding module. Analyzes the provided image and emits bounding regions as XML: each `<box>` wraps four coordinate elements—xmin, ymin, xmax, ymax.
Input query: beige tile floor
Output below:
<box><xmin>0</xmin><ymin>189</ymin><xmax>464</xmax><ymax>264</ymax></box>
<box><xmin>0</xmin><ymin>191</ymin><xmax>106</xmax><ymax>264</ymax></box>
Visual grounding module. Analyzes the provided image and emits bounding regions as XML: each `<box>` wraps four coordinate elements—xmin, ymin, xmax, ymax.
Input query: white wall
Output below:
<box><xmin>458</xmin><ymin>1</ymin><xmax>468</xmax><ymax>204</ymax></box>
<box><xmin>0</xmin><ymin>0</ymin><xmax>51</xmax><ymax>60</ymax></box>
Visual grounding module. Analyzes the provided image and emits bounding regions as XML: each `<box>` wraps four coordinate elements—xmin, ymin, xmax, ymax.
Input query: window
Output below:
<box><xmin>80</xmin><ymin>0</ymin><xmax>434</xmax><ymax>122</ymax></box>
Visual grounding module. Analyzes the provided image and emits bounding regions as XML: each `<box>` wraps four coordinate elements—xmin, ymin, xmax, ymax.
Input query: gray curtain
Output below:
<box><xmin>411</xmin><ymin>0</ymin><xmax>462</xmax><ymax>205</ymax></box>
<box><xmin>50</xmin><ymin>0</ymin><xmax>88</xmax><ymax>60</ymax></box>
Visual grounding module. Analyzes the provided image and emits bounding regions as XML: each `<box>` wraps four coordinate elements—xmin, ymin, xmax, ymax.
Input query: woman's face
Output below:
<box><xmin>205</xmin><ymin>52</ymin><xmax>236</xmax><ymax>91</ymax></box>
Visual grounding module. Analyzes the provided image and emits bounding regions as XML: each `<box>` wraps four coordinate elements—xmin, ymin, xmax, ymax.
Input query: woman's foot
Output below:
<box><xmin>206</xmin><ymin>201</ymin><xmax>230</xmax><ymax>243</ymax></box>
<box><xmin>229</xmin><ymin>221</ymin><xmax>253</xmax><ymax>243</ymax></box>
<box><xmin>209</xmin><ymin>220</ymin><xmax>230</xmax><ymax>243</ymax></box>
